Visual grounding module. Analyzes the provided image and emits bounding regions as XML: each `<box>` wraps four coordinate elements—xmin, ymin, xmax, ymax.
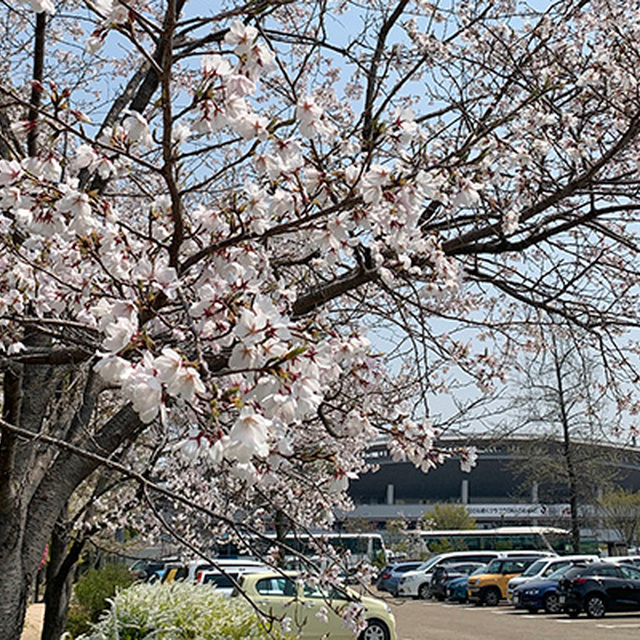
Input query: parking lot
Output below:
<box><xmin>385</xmin><ymin>595</ymin><xmax>640</xmax><ymax>640</ymax></box>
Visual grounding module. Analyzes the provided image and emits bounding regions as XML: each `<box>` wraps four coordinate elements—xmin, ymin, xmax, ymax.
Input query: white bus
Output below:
<box><xmin>410</xmin><ymin>526</ymin><xmax>583</xmax><ymax>555</ymax></box>
<box><xmin>261</xmin><ymin>531</ymin><xmax>388</xmax><ymax>568</ymax></box>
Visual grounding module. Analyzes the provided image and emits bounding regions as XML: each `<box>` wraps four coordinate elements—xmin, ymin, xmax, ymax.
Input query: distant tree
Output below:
<box><xmin>343</xmin><ymin>518</ymin><xmax>376</xmax><ymax>534</ymax></box>
<box><xmin>422</xmin><ymin>504</ymin><xmax>477</xmax><ymax>531</ymax></box>
<box><xmin>503</xmin><ymin>327</ymin><xmax>626</xmax><ymax>553</ymax></box>
<box><xmin>384</xmin><ymin>517</ymin><xmax>411</xmax><ymax>559</ymax></box>
<box><xmin>598</xmin><ymin>489</ymin><xmax>640</xmax><ymax>551</ymax></box>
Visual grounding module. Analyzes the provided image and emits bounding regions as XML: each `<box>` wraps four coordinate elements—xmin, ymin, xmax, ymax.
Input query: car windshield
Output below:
<box><xmin>470</xmin><ymin>564</ymin><xmax>488</xmax><ymax>576</ymax></box>
<box><xmin>521</xmin><ymin>559</ymin><xmax>546</xmax><ymax>577</ymax></box>
<box><xmin>547</xmin><ymin>565</ymin><xmax>574</xmax><ymax>581</ymax></box>
<box><xmin>486</xmin><ymin>559</ymin><xmax>502</xmax><ymax>573</ymax></box>
<box><xmin>416</xmin><ymin>556</ymin><xmax>445</xmax><ymax>572</ymax></box>
<box><xmin>396</xmin><ymin>563</ymin><xmax>420</xmax><ymax>573</ymax></box>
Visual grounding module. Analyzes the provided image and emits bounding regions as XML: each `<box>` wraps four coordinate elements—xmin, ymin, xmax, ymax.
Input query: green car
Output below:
<box><xmin>233</xmin><ymin>571</ymin><xmax>396</xmax><ymax>640</ymax></box>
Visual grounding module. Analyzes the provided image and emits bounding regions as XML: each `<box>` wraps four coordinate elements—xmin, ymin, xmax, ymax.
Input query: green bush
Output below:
<box><xmin>77</xmin><ymin>581</ymin><xmax>286</xmax><ymax>640</ymax></box>
<box><xmin>66</xmin><ymin>563</ymin><xmax>135</xmax><ymax>636</ymax></box>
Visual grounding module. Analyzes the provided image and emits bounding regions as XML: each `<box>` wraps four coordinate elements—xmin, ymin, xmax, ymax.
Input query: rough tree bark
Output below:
<box><xmin>41</xmin><ymin>510</ymin><xmax>86</xmax><ymax>640</ymax></box>
<box><xmin>0</xmin><ymin>385</ymin><xmax>142</xmax><ymax>640</ymax></box>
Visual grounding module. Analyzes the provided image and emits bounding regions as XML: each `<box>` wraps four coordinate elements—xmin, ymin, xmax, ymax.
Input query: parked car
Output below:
<box><xmin>186</xmin><ymin>557</ymin><xmax>267</xmax><ymax>582</ymax></box>
<box><xmin>197</xmin><ymin>563</ymin><xmax>268</xmax><ymax>596</ymax></box>
<box><xmin>376</xmin><ymin>561</ymin><xmax>423</xmax><ymax>594</ymax></box>
<box><xmin>233</xmin><ymin>571</ymin><xmax>397</xmax><ymax>639</ymax></box>
<box><xmin>467</xmin><ymin>556</ymin><xmax>542</xmax><ymax>606</ymax></box>
<box><xmin>446</xmin><ymin>565</ymin><xmax>488</xmax><ymax>603</ymax></box>
<box><xmin>397</xmin><ymin>551</ymin><xmax>503</xmax><ymax>599</ymax></box>
<box><xmin>507</xmin><ymin>554</ymin><xmax>598</xmax><ymax>603</ymax></box>
<box><xmin>129</xmin><ymin>559</ymin><xmax>168</xmax><ymax>582</ymax></box>
<box><xmin>159</xmin><ymin>562</ymin><xmax>187</xmax><ymax>583</ymax></box>
<box><xmin>607</xmin><ymin>555</ymin><xmax>640</xmax><ymax>567</ymax></box>
<box><xmin>429</xmin><ymin>562</ymin><xmax>486</xmax><ymax>601</ymax></box>
<box><xmin>511</xmin><ymin>564</ymin><xmax>582</xmax><ymax>614</ymax></box>
<box><xmin>558</xmin><ymin>561</ymin><xmax>640</xmax><ymax>618</ymax></box>
<box><xmin>397</xmin><ymin>550</ymin><xmax>550</xmax><ymax>599</ymax></box>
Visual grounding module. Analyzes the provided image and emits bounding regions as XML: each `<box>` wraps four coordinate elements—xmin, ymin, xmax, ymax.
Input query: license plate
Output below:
<box><xmin>559</xmin><ymin>595</ymin><xmax>565</xmax><ymax>604</ymax></box>
<box><xmin>513</xmin><ymin>595</ymin><xmax>519</xmax><ymax>603</ymax></box>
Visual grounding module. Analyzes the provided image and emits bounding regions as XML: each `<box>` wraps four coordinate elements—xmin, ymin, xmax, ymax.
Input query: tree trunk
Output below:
<box><xmin>0</xmin><ymin>512</ymin><xmax>33</xmax><ymax>640</ymax></box>
<box><xmin>0</xmin><ymin>400</ymin><xmax>142</xmax><ymax>638</ymax></box>
<box><xmin>0</xmin><ymin>364</ymin><xmax>32</xmax><ymax>640</ymax></box>
<box><xmin>274</xmin><ymin>509</ymin><xmax>293</xmax><ymax>567</ymax></box>
<box><xmin>552</xmin><ymin>342</ymin><xmax>581</xmax><ymax>553</ymax></box>
<box><xmin>41</xmin><ymin>515</ymin><xmax>85</xmax><ymax>640</ymax></box>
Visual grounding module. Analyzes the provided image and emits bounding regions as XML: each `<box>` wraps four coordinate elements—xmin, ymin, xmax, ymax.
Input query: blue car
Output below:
<box><xmin>377</xmin><ymin>561</ymin><xmax>423</xmax><ymax>595</ymax></box>
<box><xmin>446</xmin><ymin>564</ymin><xmax>488</xmax><ymax>603</ymax></box>
<box><xmin>511</xmin><ymin>565</ymin><xmax>569</xmax><ymax>614</ymax></box>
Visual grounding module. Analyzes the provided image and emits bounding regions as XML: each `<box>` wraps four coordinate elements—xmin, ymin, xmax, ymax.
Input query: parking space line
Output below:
<box><xmin>555</xmin><ymin>618</ymin><xmax>595</xmax><ymax>623</ymax></box>
<box><xmin>597</xmin><ymin>623</ymin><xmax>640</xmax><ymax>629</ymax></box>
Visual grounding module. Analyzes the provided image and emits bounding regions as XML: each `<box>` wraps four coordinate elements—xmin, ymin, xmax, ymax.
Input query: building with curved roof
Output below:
<box><xmin>345</xmin><ymin>435</ymin><xmax>640</xmax><ymax>544</ymax></box>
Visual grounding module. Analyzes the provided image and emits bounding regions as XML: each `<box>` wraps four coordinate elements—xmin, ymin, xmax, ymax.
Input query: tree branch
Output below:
<box><xmin>27</xmin><ymin>12</ymin><xmax>46</xmax><ymax>157</ymax></box>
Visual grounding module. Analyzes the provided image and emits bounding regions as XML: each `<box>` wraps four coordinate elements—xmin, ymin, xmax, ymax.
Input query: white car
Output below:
<box><xmin>607</xmin><ymin>555</ymin><xmax>640</xmax><ymax>567</ymax></box>
<box><xmin>506</xmin><ymin>554</ymin><xmax>598</xmax><ymax>603</ymax></box>
<box><xmin>396</xmin><ymin>551</ymin><xmax>502</xmax><ymax>599</ymax></box>
<box><xmin>397</xmin><ymin>550</ymin><xmax>554</xmax><ymax>599</ymax></box>
<box><xmin>197</xmin><ymin>564</ymin><xmax>268</xmax><ymax>596</ymax></box>
<box><xmin>185</xmin><ymin>557</ymin><xmax>267</xmax><ymax>582</ymax></box>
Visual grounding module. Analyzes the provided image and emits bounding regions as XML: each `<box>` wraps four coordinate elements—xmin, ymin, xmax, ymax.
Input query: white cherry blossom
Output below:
<box><xmin>24</xmin><ymin>0</ymin><xmax>54</xmax><ymax>14</ymax></box>
<box><xmin>123</xmin><ymin>111</ymin><xmax>153</xmax><ymax>148</ymax></box>
<box><xmin>227</xmin><ymin>408</ymin><xmax>272</xmax><ymax>462</ymax></box>
<box><xmin>224</xmin><ymin>20</ymin><xmax>258</xmax><ymax>55</ymax></box>
<box><xmin>0</xmin><ymin>160</ymin><xmax>22</xmax><ymax>186</ymax></box>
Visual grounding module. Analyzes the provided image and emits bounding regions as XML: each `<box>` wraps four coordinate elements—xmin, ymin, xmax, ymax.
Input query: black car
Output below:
<box><xmin>557</xmin><ymin>561</ymin><xmax>640</xmax><ymax>618</ymax></box>
<box><xmin>429</xmin><ymin>562</ymin><xmax>486</xmax><ymax>601</ymax></box>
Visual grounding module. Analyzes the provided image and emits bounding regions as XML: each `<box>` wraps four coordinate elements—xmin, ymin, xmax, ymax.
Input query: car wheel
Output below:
<box><xmin>417</xmin><ymin>583</ymin><xmax>431</xmax><ymax>599</ymax></box>
<box><xmin>359</xmin><ymin>619</ymin><xmax>390</xmax><ymax>640</ymax></box>
<box><xmin>585</xmin><ymin>594</ymin><xmax>606</xmax><ymax>619</ymax></box>
<box><xmin>482</xmin><ymin>587</ymin><xmax>501</xmax><ymax>607</ymax></box>
<box><xmin>543</xmin><ymin>592</ymin><xmax>562</xmax><ymax>614</ymax></box>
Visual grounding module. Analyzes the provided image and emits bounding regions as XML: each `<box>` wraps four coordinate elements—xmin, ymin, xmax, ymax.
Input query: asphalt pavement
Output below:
<box><xmin>387</xmin><ymin>596</ymin><xmax>640</xmax><ymax>640</ymax></box>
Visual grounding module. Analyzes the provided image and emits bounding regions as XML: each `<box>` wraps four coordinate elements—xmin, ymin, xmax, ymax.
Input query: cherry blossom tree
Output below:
<box><xmin>2</xmin><ymin>0</ymin><xmax>640</xmax><ymax>637</ymax></box>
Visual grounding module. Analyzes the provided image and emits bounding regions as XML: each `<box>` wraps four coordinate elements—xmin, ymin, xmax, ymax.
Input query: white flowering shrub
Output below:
<box><xmin>77</xmin><ymin>582</ymin><xmax>285</xmax><ymax>640</ymax></box>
